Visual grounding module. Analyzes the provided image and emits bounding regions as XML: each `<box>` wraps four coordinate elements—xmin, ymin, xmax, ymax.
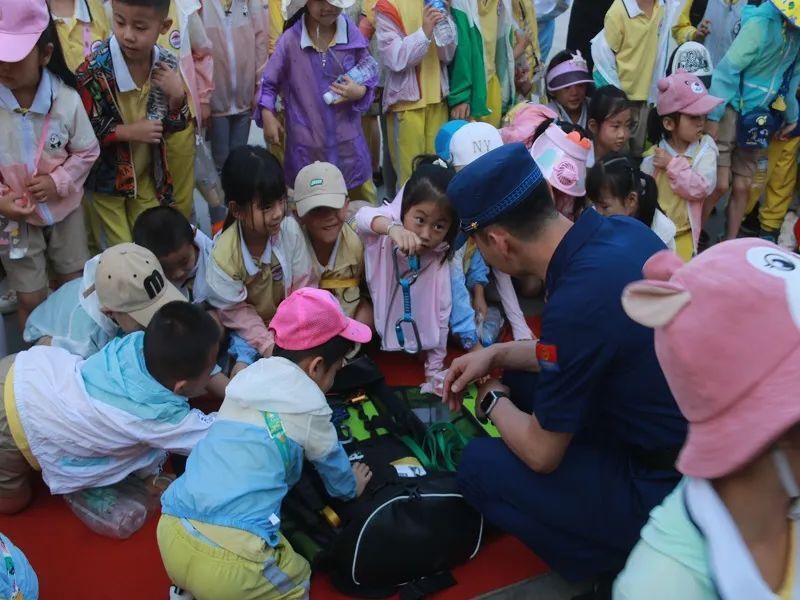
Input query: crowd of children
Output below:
<box><xmin>1</xmin><ymin>0</ymin><xmax>800</xmax><ymax>596</ymax></box>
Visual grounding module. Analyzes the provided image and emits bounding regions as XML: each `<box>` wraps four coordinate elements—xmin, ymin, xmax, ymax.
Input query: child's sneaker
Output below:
<box><xmin>169</xmin><ymin>586</ymin><xmax>194</xmax><ymax>600</ymax></box>
<box><xmin>0</xmin><ymin>289</ymin><xmax>16</xmax><ymax>314</ymax></box>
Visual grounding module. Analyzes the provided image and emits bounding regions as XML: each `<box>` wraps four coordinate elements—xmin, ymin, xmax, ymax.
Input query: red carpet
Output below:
<box><xmin>0</xmin><ymin>316</ymin><xmax>546</xmax><ymax>598</ymax></box>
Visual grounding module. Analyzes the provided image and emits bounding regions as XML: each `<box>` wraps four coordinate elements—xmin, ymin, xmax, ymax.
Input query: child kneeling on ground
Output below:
<box><xmin>158</xmin><ymin>287</ymin><xmax>373</xmax><ymax>600</ymax></box>
<box><xmin>0</xmin><ymin>300</ymin><xmax>220</xmax><ymax>515</ymax></box>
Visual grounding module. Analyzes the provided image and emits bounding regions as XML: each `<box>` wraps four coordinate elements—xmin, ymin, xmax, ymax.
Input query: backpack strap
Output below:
<box><xmin>263</xmin><ymin>411</ymin><xmax>292</xmax><ymax>471</ymax></box>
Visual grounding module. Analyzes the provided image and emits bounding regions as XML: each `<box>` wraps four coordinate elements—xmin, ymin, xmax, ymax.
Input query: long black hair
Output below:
<box><xmin>586</xmin><ymin>152</ymin><xmax>660</xmax><ymax>226</ymax></box>
<box><xmin>220</xmin><ymin>146</ymin><xmax>286</xmax><ymax>231</ymax></box>
<box><xmin>401</xmin><ymin>155</ymin><xmax>458</xmax><ymax>261</ymax></box>
<box><xmin>39</xmin><ymin>18</ymin><xmax>76</xmax><ymax>90</ymax></box>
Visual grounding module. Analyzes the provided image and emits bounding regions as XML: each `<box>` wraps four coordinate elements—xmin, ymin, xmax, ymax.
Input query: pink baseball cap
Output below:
<box><xmin>529</xmin><ymin>123</ymin><xmax>593</xmax><ymax>197</ymax></box>
<box><xmin>622</xmin><ymin>239</ymin><xmax>800</xmax><ymax>479</ymax></box>
<box><xmin>655</xmin><ymin>71</ymin><xmax>723</xmax><ymax>116</ymax></box>
<box><xmin>270</xmin><ymin>287</ymin><xmax>372</xmax><ymax>351</ymax></box>
<box><xmin>0</xmin><ymin>0</ymin><xmax>50</xmax><ymax>63</ymax></box>
<box><xmin>500</xmin><ymin>103</ymin><xmax>558</xmax><ymax>147</ymax></box>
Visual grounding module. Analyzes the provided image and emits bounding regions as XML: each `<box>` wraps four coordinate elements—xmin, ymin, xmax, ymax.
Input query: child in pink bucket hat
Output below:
<box><xmin>642</xmin><ymin>72</ymin><xmax>723</xmax><ymax>262</ymax></box>
<box><xmin>615</xmin><ymin>238</ymin><xmax>800</xmax><ymax>598</ymax></box>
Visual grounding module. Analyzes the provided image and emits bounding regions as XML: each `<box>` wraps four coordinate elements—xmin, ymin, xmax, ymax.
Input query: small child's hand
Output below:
<box><xmin>152</xmin><ymin>62</ymin><xmax>186</xmax><ymax>111</ymax></box>
<box><xmin>262</xmin><ymin>109</ymin><xmax>284</xmax><ymax>146</ymax></box>
<box><xmin>126</xmin><ymin>119</ymin><xmax>164</xmax><ymax>144</ymax></box>
<box><xmin>27</xmin><ymin>175</ymin><xmax>57</xmax><ymax>202</ymax></box>
<box><xmin>472</xmin><ymin>295</ymin><xmax>488</xmax><ymax>325</ymax></box>
<box><xmin>0</xmin><ymin>192</ymin><xmax>36</xmax><ymax>220</ymax></box>
<box><xmin>513</xmin><ymin>28</ymin><xmax>532</xmax><ymax>59</ymax></box>
<box><xmin>450</xmin><ymin>102</ymin><xmax>470</xmax><ymax>120</ymax></box>
<box><xmin>422</xmin><ymin>4</ymin><xmax>445</xmax><ymax>39</ymax></box>
<box><xmin>652</xmin><ymin>148</ymin><xmax>672</xmax><ymax>170</ymax></box>
<box><xmin>388</xmin><ymin>224</ymin><xmax>423</xmax><ymax>256</ymax></box>
<box><xmin>329</xmin><ymin>75</ymin><xmax>367</xmax><ymax>103</ymax></box>
<box><xmin>352</xmin><ymin>462</ymin><xmax>373</xmax><ymax>497</ymax></box>
<box><xmin>694</xmin><ymin>19</ymin><xmax>711</xmax><ymax>41</ymax></box>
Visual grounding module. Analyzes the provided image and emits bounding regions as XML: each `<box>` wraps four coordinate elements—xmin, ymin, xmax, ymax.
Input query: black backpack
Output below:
<box><xmin>281</xmin><ymin>357</ymin><xmax>485</xmax><ymax>599</ymax></box>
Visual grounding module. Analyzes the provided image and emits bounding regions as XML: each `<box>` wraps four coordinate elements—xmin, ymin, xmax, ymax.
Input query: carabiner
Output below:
<box><xmin>393</xmin><ymin>247</ymin><xmax>422</xmax><ymax>353</ymax></box>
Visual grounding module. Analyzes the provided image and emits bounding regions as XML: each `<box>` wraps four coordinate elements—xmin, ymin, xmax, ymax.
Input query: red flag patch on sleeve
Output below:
<box><xmin>536</xmin><ymin>342</ymin><xmax>560</xmax><ymax>372</ymax></box>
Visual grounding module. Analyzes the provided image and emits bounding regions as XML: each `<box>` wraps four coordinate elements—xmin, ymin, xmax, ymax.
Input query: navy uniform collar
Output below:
<box><xmin>545</xmin><ymin>208</ymin><xmax>604</xmax><ymax>293</ymax></box>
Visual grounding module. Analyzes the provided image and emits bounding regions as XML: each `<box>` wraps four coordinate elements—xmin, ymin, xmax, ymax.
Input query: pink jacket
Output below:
<box><xmin>0</xmin><ymin>71</ymin><xmax>99</xmax><ymax>227</ymax></box>
<box><xmin>200</xmin><ymin>0</ymin><xmax>268</xmax><ymax>117</ymax></box>
<box><xmin>355</xmin><ymin>194</ymin><xmax>452</xmax><ymax>378</ymax></box>
<box><xmin>173</xmin><ymin>2</ymin><xmax>215</xmax><ymax>126</ymax></box>
<box><xmin>375</xmin><ymin>10</ymin><xmax>455</xmax><ymax>112</ymax></box>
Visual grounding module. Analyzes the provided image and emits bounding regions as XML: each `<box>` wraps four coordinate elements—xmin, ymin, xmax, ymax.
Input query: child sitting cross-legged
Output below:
<box><xmin>158</xmin><ymin>287</ymin><xmax>373</xmax><ymax>599</ymax></box>
<box><xmin>23</xmin><ymin>242</ymin><xmax>186</xmax><ymax>358</ymax></box>
<box><xmin>293</xmin><ymin>161</ymin><xmax>373</xmax><ymax>327</ymax></box>
<box><xmin>133</xmin><ymin>206</ymin><xmax>215</xmax><ymax>305</ymax></box>
<box><xmin>0</xmin><ymin>300</ymin><xmax>220</xmax><ymax>515</ymax></box>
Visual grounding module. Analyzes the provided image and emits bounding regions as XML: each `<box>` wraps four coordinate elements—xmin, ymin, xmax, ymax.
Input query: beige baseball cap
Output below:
<box><xmin>293</xmin><ymin>162</ymin><xmax>348</xmax><ymax>218</ymax></box>
<box><xmin>91</xmin><ymin>243</ymin><xmax>186</xmax><ymax>327</ymax></box>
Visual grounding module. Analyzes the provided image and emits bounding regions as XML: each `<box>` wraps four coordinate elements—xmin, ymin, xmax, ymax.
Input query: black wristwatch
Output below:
<box><xmin>479</xmin><ymin>390</ymin><xmax>508</xmax><ymax>423</ymax></box>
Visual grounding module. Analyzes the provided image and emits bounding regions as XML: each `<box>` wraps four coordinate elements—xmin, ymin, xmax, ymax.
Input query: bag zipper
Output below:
<box><xmin>350</xmin><ymin>492</ymin><xmax>484</xmax><ymax>586</ymax></box>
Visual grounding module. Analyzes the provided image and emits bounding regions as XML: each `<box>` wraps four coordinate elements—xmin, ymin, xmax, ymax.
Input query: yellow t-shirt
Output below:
<box><xmin>212</xmin><ymin>224</ymin><xmax>286</xmax><ymax>324</ymax></box>
<box><xmin>779</xmin><ymin>522</ymin><xmax>796</xmax><ymax>600</ymax></box>
<box><xmin>51</xmin><ymin>0</ymin><xmax>110</xmax><ymax>72</ymax></box>
<box><xmin>311</xmin><ymin>223</ymin><xmax>364</xmax><ymax>317</ymax></box>
<box><xmin>3</xmin><ymin>365</ymin><xmax>39</xmax><ymax>471</ymax></box>
<box><xmin>479</xmin><ymin>0</ymin><xmax>500</xmax><ymax>80</ymax></box>
<box><xmin>386</xmin><ymin>0</ymin><xmax>443</xmax><ymax>112</ymax></box>
<box><xmin>604</xmin><ymin>0</ymin><xmax>663</xmax><ymax>101</ymax></box>
<box><xmin>117</xmin><ymin>82</ymin><xmax>158</xmax><ymax>201</ymax></box>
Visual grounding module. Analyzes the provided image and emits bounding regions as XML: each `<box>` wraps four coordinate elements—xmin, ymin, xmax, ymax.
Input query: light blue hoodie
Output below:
<box><xmin>709</xmin><ymin>2</ymin><xmax>800</xmax><ymax>124</ymax></box>
<box><xmin>161</xmin><ymin>357</ymin><xmax>356</xmax><ymax>547</ymax></box>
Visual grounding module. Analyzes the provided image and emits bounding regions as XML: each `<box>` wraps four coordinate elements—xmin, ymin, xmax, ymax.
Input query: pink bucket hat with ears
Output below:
<box><xmin>529</xmin><ymin>123</ymin><xmax>593</xmax><ymax>197</ymax></box>
<box><xmin>656</xmin><ymin>71</ymin><xmax>723</xmax><ymax>116</ymax></box>
<box><xmin>622</xmin><ymin>238</ymin><xmax>800</xmax><ymax>479</ymax></box>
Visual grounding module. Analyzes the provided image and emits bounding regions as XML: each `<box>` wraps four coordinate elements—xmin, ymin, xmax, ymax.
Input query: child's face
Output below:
<box><xmin>308</xmin><ymin>355</ymin><xmax>345</xmax><ymax>394</ymax></box>
<box><xmin>233</xmin><ymin>197</ymin><xmax>286</xmax><ymax>238</ymax></box>
<box><xmin>105</xmin><ymin>310</ymin><xmax>144</xmax><ymax>333</ymax></box>
<box><xmin>592</xmin><ymin>108</ymin><xmax>632</xmax><ymax>156</ymax></box>
<box><xmin>593</xmin><ymin>190</ymin><xmax>636</xmax><ymax>218</ymax></box>
<box><xmin>159</xmin><ymin>242</ymin><xmax>198</xmax><ymax>285</ymax></box>
<box><xmin>402</xmin><ymin>200</ymin><xmax>453</xmax><ymax>251</ymax></box>
<box><xmin>0</xmin><ymin>44</ymin><xmax>52</xmax><ymax>92</ymax></box>
<box><xmin>666</xmin><ymin>113</ymin><xmax>706</xmax><ymax>147</ymax></box>
<box><xmin>111</xmin><ymin>0</ymin><xmax>172</xmax><ymax>63</ymax></box>
<box><xmin>300</xmin><ymin>205</ymin><xmax>349</xmax><ymax>246</ymax></box>
<box><xmin>306</xmin><ymin>0</ymin><xmax>342</xmax><ymax>27</ymax></box>
<box><xmin>176</xmin><ymin>348</ymin><xmax>219</xmax><ymax>398</ymax></box>
<box><xmin>552</xmin><ymin>84</ymin><xmax>588</xmax><ymax>113</ymax></box>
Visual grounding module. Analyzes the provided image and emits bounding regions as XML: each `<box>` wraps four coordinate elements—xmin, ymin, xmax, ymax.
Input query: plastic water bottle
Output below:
<box><xmin>323</xmin><ymin>56</ymin><xmax>380</xmax><ymax>105</ymax></box>
<box><xmin>424</xmin><ymin>0</ymin><xmax>456</xmax><ymax>47</ymax></box>
<box><xmin>478</xmin><ymin>306</ymin><xmax>504</xmax><ymax>347</ymax></box>
<box><xmin>0</xmin><ymin>218</ymin><xmax>28</xmax><ymax>259</ymax></box>
<box><xmin>64</xmin><ymin>485</ymin><xmax>148</xmax><ymax>539</ymax></box>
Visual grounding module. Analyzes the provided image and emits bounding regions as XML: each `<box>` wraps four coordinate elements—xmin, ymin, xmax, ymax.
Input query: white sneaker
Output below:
<box><xmin>0</xmin><ymin>290</ymin><xmax>17</xmax><ymax>315</ymax></box>
<box><xmin>169</xmin><ymin>586</ymin><xmax>194</xmax><ymax>600</ymax></box>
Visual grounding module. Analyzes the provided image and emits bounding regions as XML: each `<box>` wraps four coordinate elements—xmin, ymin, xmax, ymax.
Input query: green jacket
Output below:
<box><xmin>447</xmin><ymin>0</ymin><xmax>515</xmax><ymax>117</ymax></box>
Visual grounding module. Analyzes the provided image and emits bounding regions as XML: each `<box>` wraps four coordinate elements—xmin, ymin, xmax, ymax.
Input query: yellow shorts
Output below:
<box><xmin>157</xmin><ymin>515</ymin><xmax>311</xmax><ymax>600</ymax></box>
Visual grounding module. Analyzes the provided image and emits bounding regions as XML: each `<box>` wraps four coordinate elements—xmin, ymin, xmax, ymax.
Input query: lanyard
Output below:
<box><xmin>263</xmin><ymin>412</ymin><xmax>291</xmax><ymax>471</ymax></box>
<box><xmin>0</xmin><ymin>538</ymin><xmax>22</xmax><ymax>600</ymax></box>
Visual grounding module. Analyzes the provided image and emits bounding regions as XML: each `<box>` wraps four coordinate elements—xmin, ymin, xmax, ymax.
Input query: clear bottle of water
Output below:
<box><xmin>424</xmin><ymin>0</ymin><xmax>456</xmax><ymax>47</ymax></box>
<box><xmin>64</xmin><ymin>485</ymin><xmax>148</xmax><ymax>539</ymax></box>
<box><xmin>478</xmin><ymin>306</ymin><xmax>505</xmax><ymax>347</ymax></box>
<box><xmin>0</xmin><ymin>218</ymin><xmax>28</xmax><ymax>259</ymax></box>
<box><xmin>323</xmin><ymin>56</ymin><xmax>380</xmax><ymax>105</ymax></box>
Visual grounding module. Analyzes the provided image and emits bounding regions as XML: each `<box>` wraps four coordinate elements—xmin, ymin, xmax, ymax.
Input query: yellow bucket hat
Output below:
<box><xmin>771</xmin><ymin>0</ymin><xmax>800</xmax><ymax>27</ymax></box>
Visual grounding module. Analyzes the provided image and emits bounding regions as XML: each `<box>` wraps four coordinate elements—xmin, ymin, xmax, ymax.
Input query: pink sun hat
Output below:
<box><xmin>655</xmin><ymin>71</ymin><xmax>723</xmax><ymax>116</ymax></box>
<box><xmin>270</xmin><ymin>287</ymin><xmax>372</xmax><ymax>351</ymax></box>
<box><xmin>622</xmin><ymin>238</ymin><xmax>800</xmax><ymax>479</ymax></box>
<box><xmin>529</xmin><ymin>123</ymin><xmax>593</xmax><ymax>197</ymax></box>
<box><xmin>0</xmin><ymin>0</ymin><xmax>50</xmax><ymax>63</ymax></box>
